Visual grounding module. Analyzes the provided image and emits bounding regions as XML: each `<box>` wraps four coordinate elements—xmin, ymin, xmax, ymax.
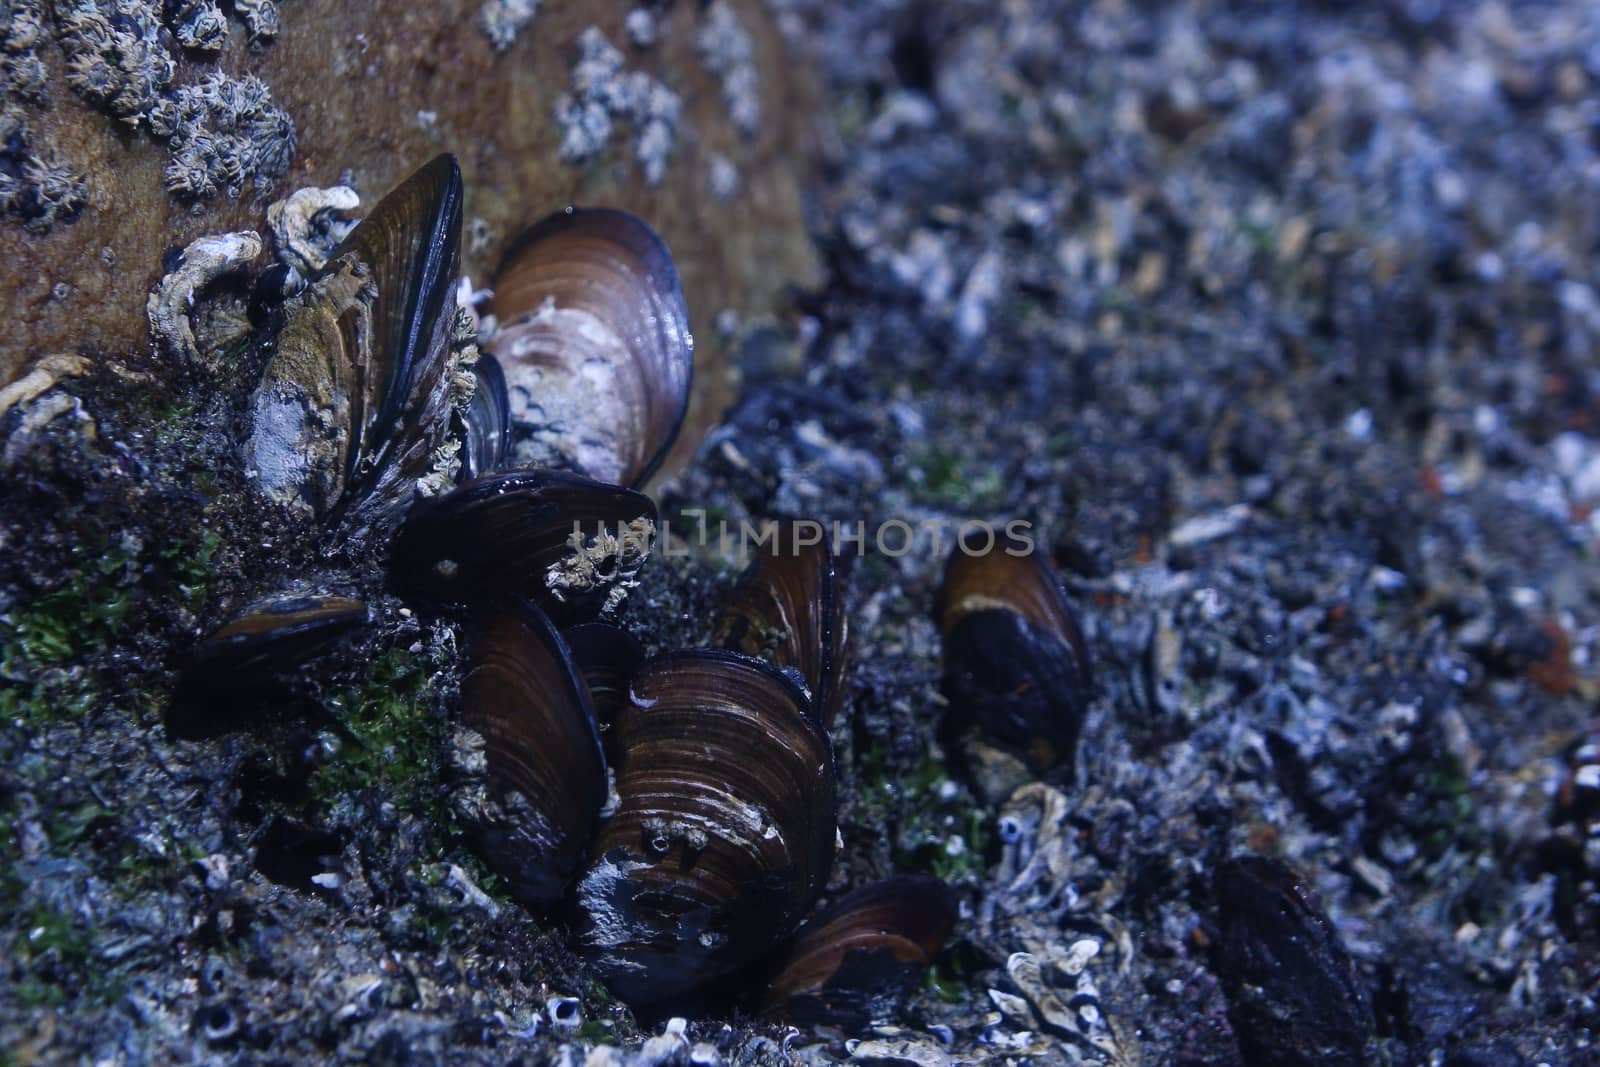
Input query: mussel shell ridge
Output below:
<box><xmin>245</xmin><ymin>154</ymin><xmax>464</xmax><ymax>536</ymax></box>
<box><xmin>487</xmin><ymin>207</ymin><xmax>693</xmax><ymax>488</ymax></box>
<box><xmin>574</xmin><ymin>649</ymin><xmax>836</xmax><ymax>1006</ymax></box>
<box><xmin>457</xmin><ymin>352</ymin><xmax>512</xmax><ymax>481</ymax></box>
<box><xmin>758</xmin><ymin>875</ymin><xmax>956</xmax><ymax>1026</ymax></box>
<box><xmin>170</xmin><ymin>593</ymin><xmax>370</xmax><ymax>737</ymax></box>
<box><xmin>939</xmin><ymin>545</ymin><xmax>1092</xmax><ymax>778</ymax></box>
<box><xmin>716</xmin><ymin>524</ymin><xmax>850</xmax><ymax>727</ymax></box>
<box><xmin>387</xmin><ymin>468</ymin><xmax>657</xmax><ymax>624</ymax></box>
<box><xmin>456</xmin><ymin>597</ymin><xmax>608</xmax><ymax>908</ymax></box>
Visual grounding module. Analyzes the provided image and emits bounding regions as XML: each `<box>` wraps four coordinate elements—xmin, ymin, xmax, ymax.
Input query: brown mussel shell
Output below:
<box><xmin>386</xmin><ymin>468</ymin><xmax>657</xmax><ymax>625</ymax></box>
<box><xmin>715</xmin><ymin>522</ymin><xmax>850</xmax><ymax>727</ymax></box>
<box><xmin>170</xmin><ymin>593</ymin><xmax>370</xmax><ymax>737</ymax></box>
<box><xmin>457</xmin><ymin>597</ymin><xmax>608</xmax><ymax>908</ymax></box>
<box><xmin>574</xmin><ymin>649</ymin><xmax>836</xmax><ymax>1006</ymax></box>
<box><xmin>486</xmin><ymin>208</ymin><xmax>693</xmax><ymax>488</ymax></box>
<box><xmin>246</xmin><ymin>154</ymin><xmax>464</xmax><ymax>536</ymax></box>
<box><xmin>757</xmin><ymin>875</ymin><xmax>955</xmax><ymax>1027</ymax></box>
<box><xmin>563</xmin><ymin>621</ymin><xmax>646</xmax><ymax>733</ymax></box>
<box><xmin>938</xmin><ymin>539</ymin><xmax>1092</xmax><ymax>779</ymax></box>
<box><xmin>1213</xmin><ymin>856</ymin><xmax>1379</xmax><ymax>1067</ymax></box>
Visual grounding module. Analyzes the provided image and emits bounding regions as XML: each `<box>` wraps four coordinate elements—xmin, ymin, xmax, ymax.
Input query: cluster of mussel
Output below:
<box><xmin>176</xmin><ymin>154</ymin><xmax>955</xmax><ymax>1019</ymax></box>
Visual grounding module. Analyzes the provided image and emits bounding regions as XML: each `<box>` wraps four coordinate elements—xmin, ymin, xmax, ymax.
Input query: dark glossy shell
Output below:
<box><xmin>563</xmin><ymin>621</ymin><xmax>646</xmax><ymax>734</ymax></box>
<box><xmin>715</xmin><ymin>523</ymin><xmax>850</xmax><ymax>726</ymax></box>
<box><xmin>938</xmin><ymin>540</ymin><xmax>1092</xmax><ymax>779</ymax></box>
<box><xmin>333</xmin><ymin>154</ymin><xmax>464</xmax><ymax>504</ymax></box>
<box><xmin>387</xmin><ymin>468</ymin><xmax>657</xmax><ymax>624</ymax></box>
<box><xmin>245</xmin><ymin>154</ymin><xmax>464</xmax><ymax>537</ymax></box>
<box><xmin>1213</xmin><ymin>856</ymin><xmax>1379</xmax><ymax>1067</ymax></box>
<box><xmin>189</xmin><ymin>594</ymin><xmax>370</xmax><ymax>676</ymax></box>
<box><xmin>457</xmin><ymin>352</ymin><xmax>512</xmax><ymax>481</ymax></box>
<box><xmin>458</xmin><ymin>597</ymin><xmax>607</xmax><ymax>908</ymax></box>
<box><xmin>758</xmin><ymin>875</ymin><xmax>955</xmax><ymax>1026</ymax></box>
<box><xmin>574</xmin><ymin>649</ymin><xmax>836</xmax><ymax>1006</ymax></box>
<box><xmin>486</xmin><ymin>208</ymin><xmax>693</xmax><ymax>488</ymax></box>
<box><xmin>170</xmin><ymin>593</ymin><xmax>369</xmax><ymax>737</ymax></box>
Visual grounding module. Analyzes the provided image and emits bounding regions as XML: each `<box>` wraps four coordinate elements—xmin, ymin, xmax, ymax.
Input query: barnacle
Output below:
<box><xmin>555</xmin><ymin>27</ymin><xmax>681</xmax><ymax>186</ymax></box>
<box><xmin>233</xmin><ymin>0</ymin><xmax>281</xmax><ymax>48</ymax></box>
<box><xmin>157</xmin><ymin>73</ymin><xmax>296</xmax><ymax>200</ymax></box>
<box><xmin>170</xmin><ymin>1</ymin><xmax>228</xmax><ymax>53</ymax></box>
<box><xmin>146</xmin><ymin>231</ymin><xmax>264</xmax><ymax>363</ymax></box>
<box><xmin>54</xmin><ymin>0</ymin><xmax>175</xmax><ymax>125</ymax></box>
<box><xmin>479</xmin><ymin>0</ymin><xmax>541</xmax><ymax>52</ymax></box>
<box><xmin>696</xmin><ymin>1</ymin><xmax>761</xmax><ymax>139</ymax></box>
<box><xmin>266</xmin><ymin>185</ymin><xmax>360</xmax><ymax>278</ymax></box>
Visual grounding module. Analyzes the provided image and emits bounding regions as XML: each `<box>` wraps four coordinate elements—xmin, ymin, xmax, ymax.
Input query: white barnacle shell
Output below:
<box><xmin>146</xmin><ymin>230</ymin><xmax>263</xmax><ymax>364</ymax></box>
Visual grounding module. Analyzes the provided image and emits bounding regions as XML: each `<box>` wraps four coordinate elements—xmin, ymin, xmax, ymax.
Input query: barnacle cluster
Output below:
<box><xmin>555</xmin><ymin>27</ymin><xmax>681</xmax><ymax>186</ymax></box>
<box><xmin>695</xmin><ymin>1</ymin><xmax>761</xmax><ymax>140</ymax></box>
<box><xmin>55</xmin><ymin>0</ymin><xmax>174</xmax><ymax>124</ymax></box>
<box><xmin>149</xmin><ymin>73</ymin><xmax>295</xmax><ymax>199</ymax></box>
<box><xmin>0</xmin><ymin>2</ymin><xmax>87</xmax><ymax>233</ymax></box>
<box><xmin>5</xmin><ymin>0</ymin><xmax>295</xmax><ymax>220</ymax></box>
<box><xmin>479</xmin><ymin>0</ymin><xmax>541</xmax><ymax>52</ymax></box>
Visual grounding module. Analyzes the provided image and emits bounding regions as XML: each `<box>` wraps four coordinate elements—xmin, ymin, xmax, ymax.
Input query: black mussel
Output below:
<box><xmin>757</xmin><ymin>875</ymin><xmax>955</xmax><ymax>1027</ymax></box>
<box><xmin>387</xmin><ymin>468</ymin><xmax>657</xmax><ymax>625</ymax></box>
<box><xmin>574</xmin><ymin>649</ymin><xmax>836</xmax><ymax>1006</ymax></box>
<box><xmin>1213</xmin><ymin>856</ymin><xmax>1380</xmax><ymax>1067</ymax></box>
<box><xmin>938</xmin><ymin>538</ymin><xmax>1092</xmax><ymax>781</ymax></box>
<box><xmin>456</xmin><ymin>352</ymin><xmax>512</xmax><ymax>481</ymax></box>
<box><xmin>170</xmin><ymin>593</ymin><xmax>370</xmax><ymax>737</ymax></box>
<box><xmin>486</xmin><ymin>208</ymin><xmax>693</xmax><ymax>488</ymax></box>
<box><xmin>715</xmin><ymin>522</ymin><xmax>850</xmax><ymax>726</ymax></box>
<box><xmin>455</xmin><ymin>597</ymin><xmax>608</xmax><ymax>908</ymax></box>
<box><xmin>245</xmin><ymin>154</ymin><xmax>464</xmax><ymax>538</ymax></box>
<box><xmin>563</xmin><ymin>621</ymin><xmax>646</xmax><ymax>732</ymax></box>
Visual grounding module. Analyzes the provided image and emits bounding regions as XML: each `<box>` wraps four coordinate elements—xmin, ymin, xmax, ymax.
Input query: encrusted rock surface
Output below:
<box><xmin>0</xmin><ymin>0</ymin><xmax>819</xmax><ymax>469</ymax></box>
<box><xmin>4</xmin><ymin>0</ymin><xmax>1600</xmax><ymax>1065</ymax></box>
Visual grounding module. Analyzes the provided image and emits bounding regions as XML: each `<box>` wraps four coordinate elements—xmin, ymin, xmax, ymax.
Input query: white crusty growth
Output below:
<box><xmin>267</xmin><ymin>185</ymin><xmax>360</xmax><ymax>276</ymax></box>
<box><xmin>146</xmin><ymin>230</ymin><xmax>263</xmax><ymax>364</ymax></box>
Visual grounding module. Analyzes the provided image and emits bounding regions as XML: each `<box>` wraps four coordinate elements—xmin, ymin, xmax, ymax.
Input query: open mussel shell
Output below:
<box><xmin>938</xmin><ymin>538</ymin><xmax>1092</xmax><ymax>780</ymax></box>
<box><xmin>456</xmin><ymin>352</ymin><xmax>512</xmax><ymax>481</ymax></box>
<box><xmin>486</xmin><ymin>208</ymin><xmax>693</xmax><ymax>488</ymax></box>
<box><xmin>757</xmin><ymin>875</ymin><xmax>955</xmax><ymax>1027</ymax></box>
<box><xmin>245</xmin><ymin>154</ymin><xmax>463</xmax><ymax>537</ymax></box>
<box><xmin>574</xmin><ymin>649</ymin><xmax>836</xmax><ymax>1006</ymax></box>
<box><xmin>456</xmin><ymin>597</ymin><xmax>607</xmax><ymax>908</ymax></box>
<box><xmin>715</xmin><ymin>522</ymin><xmax>850</xmax><ymax>726</ymax></box>
<box><xmin>387</xmin><ymin>468</ymin><xmax>657</xmax><ymax>625</ymax></box>
<box><xmin>1213</xmin><ymin>856</ymin><xmax>1378</xmax><ymax>1067</ymax></box>
<box><xmin>170</xmin><ymin>593</ymin><xmax>370</xmax><ymax>737</ymax></box>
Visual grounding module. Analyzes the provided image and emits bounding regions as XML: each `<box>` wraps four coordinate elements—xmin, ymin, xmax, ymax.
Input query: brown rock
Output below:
<box><xmin>0</xmin><ymin>0</ymin><xmax>820</xmax><ymax>472</ymax></box>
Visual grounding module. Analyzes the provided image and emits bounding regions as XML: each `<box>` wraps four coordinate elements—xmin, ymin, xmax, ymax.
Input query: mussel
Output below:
<box><xmin>716</xmin><ymin>523</ymin><xmax>850</xmax><ymax>725</ymax></box>
<box><xmin>485</xmin><ymin>207</ymin><xmax>693</xmax><ymax>488</ymax></box>
<box><xmin>386</xmin><ymin>468</ymin><xmax>657</xmax><ymax>624</ymax></box>
<box><xmin>244</xmin><ymin>154</ymin><xmax>465</xmax><ymax>540</ymax></box>
<box><xmin>757</xmin><ymin>875</ymin><xmax>956</xmax><ymax>1027</ymax></box>
<box><xmin>169</xmin><ymin>593</ymin><xmax>370</xmax><ymax>737</ymax></box>
<box><xmin>574</xmin><ymin>649</ymin><xmax>837</xmax><ymax>1006</ymax></box>
<box><xmin>938</xmin><ymin>537</ymin><xmax>1093</xmax><ymax>782</ymax></box>
<box><xmin>454</xmin><ymin>596</ymin><xmax>607</xmax><ymax>907</ymax></box>
<box><xmin>456</xmin><ymin>351</ymin><xmax>512</xmax><ymax>481</ymax></box>
<box><xmin>1213</xmin><ymin>856</ymin><xmax>1380</xmax><ymax>1067</ymax></box>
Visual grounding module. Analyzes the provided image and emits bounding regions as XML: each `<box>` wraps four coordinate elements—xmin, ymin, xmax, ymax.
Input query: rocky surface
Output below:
<box><xmin>0</xmin><ymin>0</ymin><xmax>819</xmax><ymax>469</ymax></box>
<box><xmin>4</xmin><ymin>0</ymin><xmax>1600</xmax><ymax>1065</ymax></box>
